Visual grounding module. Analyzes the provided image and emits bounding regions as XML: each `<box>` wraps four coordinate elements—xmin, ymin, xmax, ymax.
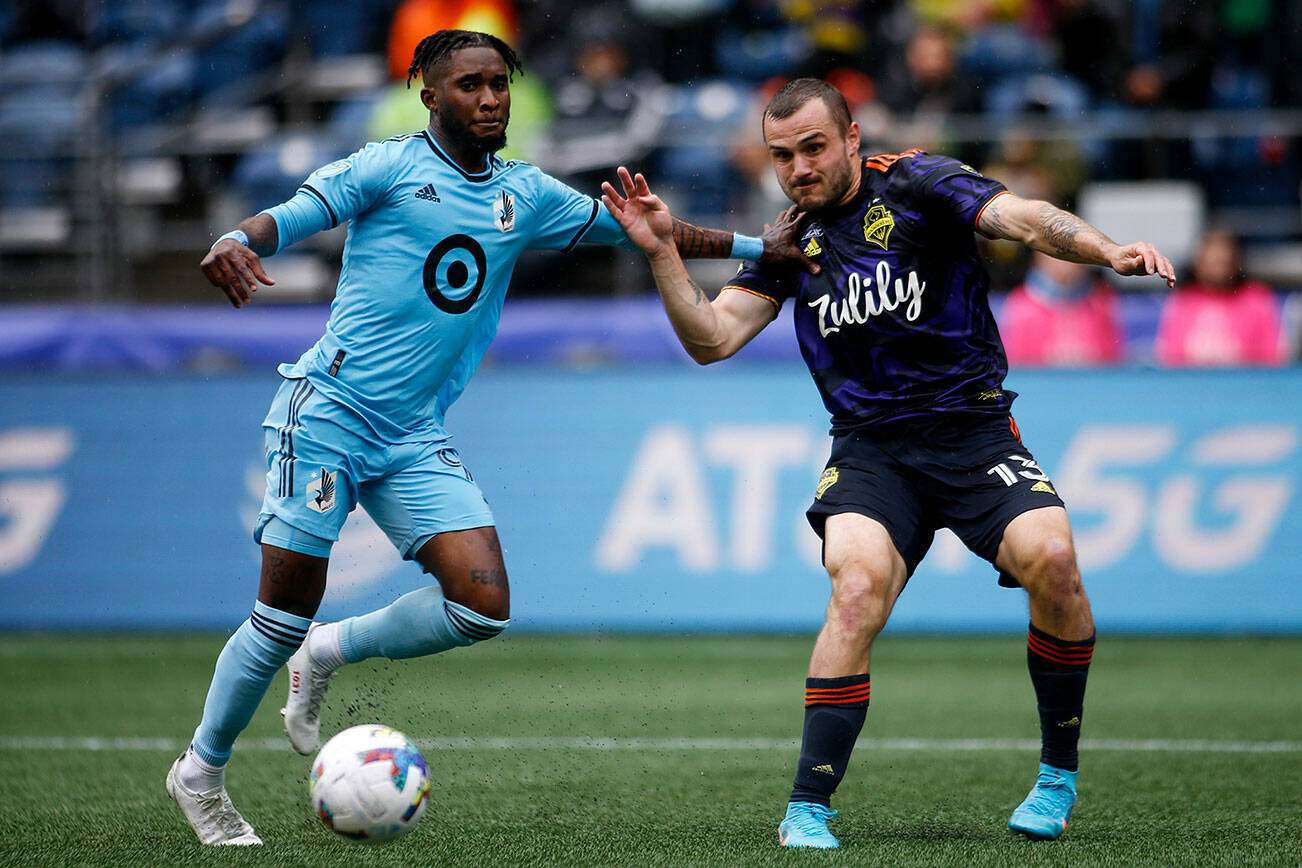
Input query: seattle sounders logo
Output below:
<box><xmin>863</xmin><ymin>205</ymin><xmax>894</xmax><ymax>250</ymax></box>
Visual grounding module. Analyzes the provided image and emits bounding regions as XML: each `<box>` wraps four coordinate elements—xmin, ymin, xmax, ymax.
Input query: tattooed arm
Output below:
<box><xmin>669</xmin><ymin>218</ymin><xmax>735</xmax><ymax>259</ymax></box>
<box><xmin>977</xmin><ymin>192</ymin><xmax>1176</xmax><ymax>286</ymax></box>
<box><xmin>670</xmin><ymin>215</ymin><xmax>817</xmax><ymax>273</ymax></box>
<box><xmin>603</xmin><ymin>168</ymin><xmax>777</xmax><ymax>363</ymax></box>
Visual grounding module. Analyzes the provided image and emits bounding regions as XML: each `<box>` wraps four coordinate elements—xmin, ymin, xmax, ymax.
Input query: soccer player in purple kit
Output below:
<box><xmin>602</xmin><ymin>78</ymin><xmax>1176</xmax><ymax>848</ymax></box>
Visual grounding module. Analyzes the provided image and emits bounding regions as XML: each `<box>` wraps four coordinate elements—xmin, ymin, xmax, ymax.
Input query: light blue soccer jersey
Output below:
<box><xmin>263</xmin><ymin>129</ymin><xmax>632</xmax><ymax>442</ymax></box>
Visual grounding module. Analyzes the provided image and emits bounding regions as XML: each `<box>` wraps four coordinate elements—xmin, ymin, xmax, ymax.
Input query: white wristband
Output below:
<box><xmin>730</xmin><ymin>233</ymin><xmax>764</xmax><ymax>261</ymax></box>
<box><xmin>214</xmin><ymin>229</ymin><xmax>250</xmax><ymax>249</ymax></box>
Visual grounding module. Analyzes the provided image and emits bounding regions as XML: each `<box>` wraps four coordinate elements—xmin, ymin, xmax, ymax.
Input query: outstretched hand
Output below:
<box><xmin>601</xmin><ymin>167</ymin><xmax>674</xmax><ymax>259</ymax></box>
<box><xmin>200</xmin><ymin>240</ymin><xmax>275</xmax><ymax>308</ymax></box>
<box><xmin>1106</xmin><ymin>241</ymin><xmax>1176</xmax><ymax>287</ymax></box>
<box><xmin>759</xmin><ymin>206</ymin><xmax>820</xmax><ymax>275</ymax></box>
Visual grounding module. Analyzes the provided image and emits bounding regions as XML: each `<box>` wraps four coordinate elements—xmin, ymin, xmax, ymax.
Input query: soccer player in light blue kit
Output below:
<box><xmin>165</xmin><ymin>30</ymin><xmax>809</xmax><ymax>846</ymax></box>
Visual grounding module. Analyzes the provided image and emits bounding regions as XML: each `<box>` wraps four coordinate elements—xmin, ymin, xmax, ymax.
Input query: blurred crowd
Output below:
<box><xmin>1</xmin><ymin>0</ymin><xmax>1300</xmax><ymax>364</ymax></box>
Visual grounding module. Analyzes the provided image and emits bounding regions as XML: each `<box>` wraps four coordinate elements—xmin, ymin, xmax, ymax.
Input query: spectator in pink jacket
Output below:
<box><xmin>1155</xmin><ymin>228</ymin><xmax>1285</xmax><ymax>366</ymax></box>
<box><xmin>1000</xmin><ymin>252</ymin><xmax>1125</xmax><ymax>366</ymax></box>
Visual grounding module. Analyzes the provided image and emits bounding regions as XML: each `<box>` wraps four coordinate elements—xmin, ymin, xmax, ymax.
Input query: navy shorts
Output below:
<box><xmin>806</xmin><ymin>415</ymin><xmax>1065</xmax><ymax>585</ymax></box>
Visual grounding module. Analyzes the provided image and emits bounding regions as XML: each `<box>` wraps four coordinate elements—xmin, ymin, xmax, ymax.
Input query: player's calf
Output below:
<box><xmin>282</xmin><ymin>589</ymin><xmax>509</xmax><ymax>753</ymax></box>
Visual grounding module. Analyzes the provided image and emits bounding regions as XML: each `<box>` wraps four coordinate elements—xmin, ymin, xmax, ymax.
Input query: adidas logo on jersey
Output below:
<box><xmin>414</xmin><ymin>183</ymin><xmax>440</xmax><ymax>202</ymax></box>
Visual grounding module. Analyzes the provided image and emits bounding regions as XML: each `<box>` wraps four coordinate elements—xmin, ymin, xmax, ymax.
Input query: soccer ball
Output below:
<box><xmin>309</xmin><ymin>724</ymin><xmax>431</xmax><ymax>843</ymax></box>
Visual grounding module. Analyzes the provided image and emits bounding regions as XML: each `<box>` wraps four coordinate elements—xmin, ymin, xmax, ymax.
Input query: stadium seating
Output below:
<box><xmin>231</xmin><ymin>134</ymin><xmax>352</xmax><ymax>213</ymax></box>
<box><xmin>653</xmin><ymin>79</ymin><xmax>753</xmax><ymax>216</ymax></box>
<box><xmin>0</xmin><ymin>0</ymin><xmax>1297</xmax><ymax>309</ymax></box>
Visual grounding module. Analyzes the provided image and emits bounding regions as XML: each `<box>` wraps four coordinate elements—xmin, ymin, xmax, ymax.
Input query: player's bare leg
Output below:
<box><xmin>808</xmin><ymin>514</ymin><xmax>909</xmax><ymax>677</ymax></box>
<box><xmin>996</xmin><ymin>506</ymin><xmax>1094</xmax><ymax>839</ymax></box>
<box><xmin>258</xmin><ymin>544</ymin><xmax>330</xmax><ymax>618</ymax></box>
<box><xmin>170</xmin><ymin>545</ymin><xmax>326</xmax><ymax>844</ymax></box>
<box><xmin>781</xmin><ymin>514</ymin><xmax>907</xmax><ymax>848</ymax></box>
<box><xmin>261</xmin><ymin>547</ymin><xmax>339</xmax><ymax>756</ymax></box>
<box><xmin>413</xmin><ymin>525</ymin><xmax>510</xmax><ymax>622</ymax></box>
<box><xmin>283</xmin><ymin>526</ymin><xmax>510</xmax><ymax>754</ymax></box>
<box><xmin>997</xmin><ymin>507</ymin><xmax>1092</xmax><ymax>641</ymax></box>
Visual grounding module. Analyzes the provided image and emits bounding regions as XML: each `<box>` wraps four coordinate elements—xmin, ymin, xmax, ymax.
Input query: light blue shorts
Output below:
<box><xmin>254</xmin><ymin>377</ymin><xmax>494</xmax><ymax>559</ymax></box>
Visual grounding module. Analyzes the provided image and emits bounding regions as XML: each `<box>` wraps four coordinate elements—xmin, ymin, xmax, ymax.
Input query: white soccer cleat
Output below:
<box><xmin>165</xmin><ymin>753</ymin><xmax>262</xmax><ymax>846</ymax></box>
<box><xmin>281</xmin><ymin>623</ymin><xmax>334</xmax><ymax>755</ymax></box>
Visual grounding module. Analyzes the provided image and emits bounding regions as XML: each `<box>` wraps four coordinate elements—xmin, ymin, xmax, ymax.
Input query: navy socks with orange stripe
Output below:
<box><xmin>1026</xmin><ymin>623</ymin><xmax>1094</xmax><ymax>771</ymax></box>
<box><xmin>192</xmin><ymin>601</ymin><xmax>311</xmax><ymax>766</ymax></box>
<box><xmin>790</xmin><ymin>674</ymin><xmax>870</xmax><ymax>806</ymax></box>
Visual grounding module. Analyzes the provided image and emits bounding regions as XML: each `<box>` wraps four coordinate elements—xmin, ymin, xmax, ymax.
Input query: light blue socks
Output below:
<box><xmin>191</xmin><ymin>601</ymin><xmax>310</xmax><ymax>766</ymax></box>
<box><xmin>188</xmin><ymin>591</ymin><xmax>507</xmax><ymax>769</ymax></box>
<box><xmin>338</xmin><ymin>587</ymin><xmax>509</xmax><ymax>662</ymax></box>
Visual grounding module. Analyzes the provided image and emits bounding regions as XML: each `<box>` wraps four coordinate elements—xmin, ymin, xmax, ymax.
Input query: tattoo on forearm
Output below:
<box><xmin>470</xmin><ymin>569</ymin><xmax>506</xmax><ymax>588</ymax></box>
<box><xmin>982</xmin><ymin>207</ymin><xmax>1014</xmax><ymax>240</ymax></box>
<box><xmin>1036</xmin><ymin>204</ymin><xmax>1113</xmax><ymax>261</ymax></box>
<box><xmin>671</xmin><ymin>218</ymin><xmax>733</xmax><ymax>260</ymax></box>
<box><xmin>685</xmin><ymin>276</ymin><xmax>708</xmax><ymax>306</ymax></box>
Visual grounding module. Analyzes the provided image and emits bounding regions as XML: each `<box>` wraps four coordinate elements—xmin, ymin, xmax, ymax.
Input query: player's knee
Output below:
<box><xmin>826</xmin><ymin>565</ymin><xmax>896</xmax><ymax>636</ymax></box>
<box><xmin>1018</xmin><ymin>536</ymin><xmax>1082</xmax><ymax>598</ymax></box>
<box><xmin>421</xmin><ymin>557</ymin><xmax>510</xmax><ymax>622</ymax></box>
<box><xmin>443</xmin><ymin>598</ymin><xmax>510</xmax><ymax>645</ymax></box>
<box><xmin>444</xmin><ymin>583</ymin><xmax>509</xmax><ymax>622</ymax></box>
<box><xmin>471</xmin><ymin>593</ymin><xmax>510</xmax><ymax>623</ymax></box>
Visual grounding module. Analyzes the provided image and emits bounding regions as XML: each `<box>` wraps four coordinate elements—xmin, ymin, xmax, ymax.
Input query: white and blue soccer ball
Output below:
<box><xmin>309</xmin><ymin>724</ymin><xmax>431</xmax><ymax>843</ymax></box>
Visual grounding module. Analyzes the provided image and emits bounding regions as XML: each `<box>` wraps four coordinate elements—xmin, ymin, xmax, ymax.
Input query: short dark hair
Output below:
<box><xmin>407</xmin><ymin>30</ymin><xmax>524</xmax><ymax>88</ymax></box>
<box><xmin>764</xmin><ymin>78</ymin><xmax>851</xmax><ymax>136</ymax></box>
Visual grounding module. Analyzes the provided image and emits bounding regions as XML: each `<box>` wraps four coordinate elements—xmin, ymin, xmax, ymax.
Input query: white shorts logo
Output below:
<box><xmin>306</xmin><ymin>468</ymin><xmax>337</xmax><ymax>514</ymax></box>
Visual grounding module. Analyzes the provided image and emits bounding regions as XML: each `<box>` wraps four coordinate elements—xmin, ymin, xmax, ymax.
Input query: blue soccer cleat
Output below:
<box><xmin>778</xmin><ymin>801</ymin><xmax>839</xmax><ymax>849</ymax></box>
<box><xmin>1008</xmin><ymin>762</ymin><xmax>1078</xmax><ymax>840</ymax></box>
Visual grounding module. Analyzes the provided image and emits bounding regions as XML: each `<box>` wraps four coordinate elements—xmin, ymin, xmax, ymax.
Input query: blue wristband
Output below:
<box><xmin>730</xmin><ymin>233</ymin><xmax>764</xmax><ymax>261</ymax></box>
<box><xmin>214</xmin><ymin>229</ymin><xmax>250</xmax><ymax>249</ymax></box>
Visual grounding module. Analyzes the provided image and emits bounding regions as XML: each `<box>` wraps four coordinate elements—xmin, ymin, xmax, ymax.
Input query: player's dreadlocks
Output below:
<box><xmin>406</xmin><ymin>30</ymin><xmax>524</xmax><ymax>88</ymax></box>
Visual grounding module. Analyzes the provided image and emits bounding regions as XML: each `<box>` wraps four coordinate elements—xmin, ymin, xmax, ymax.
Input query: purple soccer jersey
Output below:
<box><xmin>729</xmin><ymin>150</ymin><xmax>1013</xmax><ymax>432</ymax></box>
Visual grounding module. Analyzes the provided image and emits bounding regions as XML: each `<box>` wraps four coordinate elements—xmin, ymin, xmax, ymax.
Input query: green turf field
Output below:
<box><xmin>1</xmin><ymin>633</ymin><xmax>1298</xmax><ymax>866</ymax></box>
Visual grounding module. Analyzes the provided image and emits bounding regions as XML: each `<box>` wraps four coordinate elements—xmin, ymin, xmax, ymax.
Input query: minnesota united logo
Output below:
<box><xmin>493</xmin><ymin>189</ymin><xmax>515</xmax><ymax>232</ymax></box>
<box><xmin>863</xmin><ymin>205</ymin><xmax>894</xmax><ymax>250</ymax></box>
<box><xmin>306</xmin><ymin>468</ymin><xmax>337</xmax><ymax>514</ymax></box>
